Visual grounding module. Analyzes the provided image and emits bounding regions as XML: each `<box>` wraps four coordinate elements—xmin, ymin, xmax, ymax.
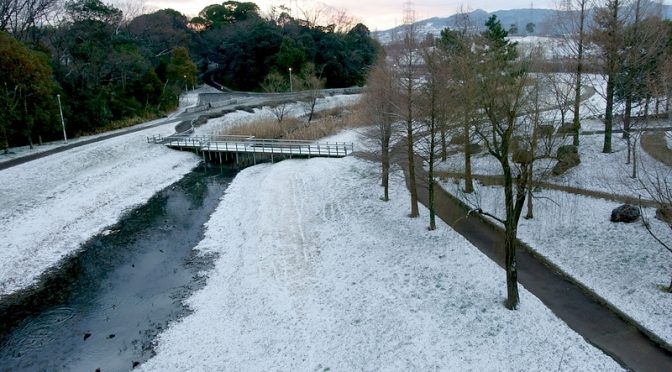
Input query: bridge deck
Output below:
<box><xmin>147</xmin><ymin>134</ymin><xmax>353</xmax><ymax>158</ymax></box>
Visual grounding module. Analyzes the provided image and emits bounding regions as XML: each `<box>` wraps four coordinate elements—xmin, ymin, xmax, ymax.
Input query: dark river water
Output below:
<box><xmin>0</xmin><ymin>165</ymin><xmax>235</xmax><ymax>371</ymax></box>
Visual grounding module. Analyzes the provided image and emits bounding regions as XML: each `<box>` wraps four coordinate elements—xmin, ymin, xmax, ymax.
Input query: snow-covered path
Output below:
<box><xmin>0</xmin><ymin>117</ymin><xmax>200</xmax><ymax>298</ymax></box>
<box><xmin>140</xmin><ymin>156</ymin><xmax>621</xmax><ymax>371</ymax></box>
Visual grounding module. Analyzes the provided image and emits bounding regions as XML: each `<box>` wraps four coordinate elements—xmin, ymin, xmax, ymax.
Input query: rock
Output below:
<box><xmin>557</xmin><ymin>122</ymin><xmax>575</xmax><ymax>135</ymax></box>
<box><xmin>513</xmin><ymin>149</ymin><xmax>533</xmax><ymax>164</ymax></box>
<box><xmin>449</xmin><ymin>132</ymin><xmax>467</xmax><ymax>145</ymax></box>
<box><xmin>467</xmin><ymin>143</ymin><xmax>482</xmax><ymax>154</ymax></box>
<box><xmin>611</xmin><ymin>204</ymin><xmax>641</xmax><ymax>223</ymax></box>
<box><xmin>656</xmin><ymin>205</ymin><xmax>672</xmax><ymax>224</ymax></box>
<box><xmin>509</xmin><ymin>136</ymin><xmax>524</xmax><ymax>154</ymax></box>
<box><xmin>552</xmin><ymin>145</ymin><xmax>581</xmax><ymax>175</ymax></box>
<box><xmin>533</xmin><ymin>124</ymin><xmax>555</xmax><ymax>138</ymax></box>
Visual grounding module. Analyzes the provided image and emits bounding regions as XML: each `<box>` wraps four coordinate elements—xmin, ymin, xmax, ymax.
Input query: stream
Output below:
<box><xmin>0</xmin><ymin>165</ymin><xmax>235</xmax><ymax>371</ymax></box>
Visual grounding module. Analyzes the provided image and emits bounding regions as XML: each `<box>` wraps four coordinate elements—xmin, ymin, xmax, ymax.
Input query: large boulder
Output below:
<box><xmin>513</xmin><ymin>149</ymin><xmax>533</xmax><ymax>164</ymax></box>
<box><xmin>610</xmin><ymin>204</ymin><xmax>641</xmax><ymax>223</ymax></box>
<box><xmin>467</xmin><ymin>143</ymin><xmax>482</xmax><ymax>154</ymax></box>
<box><xmin>656</xmin><ymin>205</ymin><xmax>672</xmax><ymax>224</ymax></box>
<box><xmin>509</xmin><ymin>136</ymin><xmax>525</xmax><ymax>154</ymax></box>
<box><xmin>534</xmin><ymin>124</ymin><xmax>555</xmax><ymax>139</ymax></box>
<box><xmin>552</xmin><ymin>145</ymin><xmax>581</xmax><ymax>175</ymax></box>
<box><xmin>557</xmin><ymin>122</ymin><xmax>576</xmax><ymax>135</ymax></box>
<box><xmin>449</xmin><ymin>132</ymin><xmax>467</xmax><ymax>145</ymax></box>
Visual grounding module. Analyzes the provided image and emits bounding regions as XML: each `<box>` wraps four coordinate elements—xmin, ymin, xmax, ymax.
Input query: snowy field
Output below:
<box><xmin>0</xmin><ymin>99</ymin><xmax>201</xmax><ymax>297</ymax></box>
<box><xmin>436</xmin><ymin>132</ymin><xmax>661</xmax><ymax>198</ymax></box>
<box><xmin>140</xmin><ymin>152</ymin><xmax>621</xmax><ymax>371</ymax></box>
<box><xmin>0</xmin><ymin>85</ymin><xmax>641</xmax><ymax>368</ymax></box>
<box><xmin>442</xmin><ymin>177</ymin><xmax>672</xmax><ymax>346</ymax></box>
<box><xmin>432</xmin><ymin>71</ymin><xmax>672</xmax><ymax>346</ymax></box>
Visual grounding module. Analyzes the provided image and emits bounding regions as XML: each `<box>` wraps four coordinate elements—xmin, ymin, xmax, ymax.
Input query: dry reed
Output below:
<box><xmin>218</xmin><ymin>102</ymin><xmax>366</xmax><ymax>141</ymax></box>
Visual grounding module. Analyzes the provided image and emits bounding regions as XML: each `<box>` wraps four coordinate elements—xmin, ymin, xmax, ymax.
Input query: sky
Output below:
<box><xmin>144</xmin><ymin>0</ymin><xmax>559</xmax><ymax>31</ymax></box>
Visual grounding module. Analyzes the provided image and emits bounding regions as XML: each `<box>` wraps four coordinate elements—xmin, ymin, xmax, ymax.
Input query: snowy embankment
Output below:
<box><xmin>140</xmin><ymin>148</ymin><xmax>621</xmax><ymax>370</ymax></box>
<box><xmin>0</xmin><ymin>102</ymin><xmax>200</xmax><ymax>298</ymax></box>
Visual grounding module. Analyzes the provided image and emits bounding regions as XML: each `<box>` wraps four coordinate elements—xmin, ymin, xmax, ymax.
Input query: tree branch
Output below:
<box><xmin>468</xmin><ymin>207</ymin><xmax>505</xmax><ymax>225</ymax></box>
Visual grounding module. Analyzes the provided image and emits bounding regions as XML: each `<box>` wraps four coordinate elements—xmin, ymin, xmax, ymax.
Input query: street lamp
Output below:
<box><xmin>57</xmin><ymin>94</ymin><xmax>67</xmax><ymax>144</ymax></box>
<box><xmin>288</xmin><ymin>67</ymin><xmax>293</xmax><ymax>92</ymax></box>
<box><xmin>183</xmin><ymin>75</ymin><xmax>188</xmax><ymax>92</ymax></box>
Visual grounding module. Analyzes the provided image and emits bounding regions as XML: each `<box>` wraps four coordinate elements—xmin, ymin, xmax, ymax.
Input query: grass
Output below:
<box><xmin>218</xmin><ymin>103</ymin><xmax>367</xmax><ymax>141</ymax></box>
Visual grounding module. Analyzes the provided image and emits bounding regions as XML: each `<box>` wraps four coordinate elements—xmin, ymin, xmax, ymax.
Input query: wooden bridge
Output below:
<box><xmin>147</xmin><ymin>134</ymin><xmax>354</xmax><ymax>165</ymax></box>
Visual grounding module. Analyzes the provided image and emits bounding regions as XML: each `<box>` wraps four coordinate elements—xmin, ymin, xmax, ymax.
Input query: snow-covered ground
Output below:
<box><xmin>433</xmin><ymin>72</ymin><xmax>672</xmax><ymax>345</ymax></box>
<box><xmin>0</xmin><ymin>95</ymin><xmax>202</xmax><ymax>298</ymax></box>
<box><xmin>441</xmin><ymin>177</ymin><xmax>672</xmax><ymax>346</ymax></box>
<box><xmin>140</xmin><ymin>149</ymin><xmax>621</xmax><ymax>371</ymax></box>
<box><xmin>0</xmin><ymin>87</ymin><xmax>635</xmax><ymax>368</ymax></box>
<box><xmin>436</xmin><ymin>132</ymin><xmax>661</xmax><ymax>198</ymax></box>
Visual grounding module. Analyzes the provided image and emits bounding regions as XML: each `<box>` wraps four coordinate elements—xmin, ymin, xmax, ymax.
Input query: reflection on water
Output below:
<box><xmin>0</xmin><ymin>165</ymin><xmax>235</xmax><ymax>371</ymax></box>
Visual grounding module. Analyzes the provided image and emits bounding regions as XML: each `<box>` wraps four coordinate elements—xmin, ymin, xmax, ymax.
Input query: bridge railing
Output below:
<box><xmin>148</xmin><ymin>134</ymin><xmax>354</xmax><ymax>157</ymax></box>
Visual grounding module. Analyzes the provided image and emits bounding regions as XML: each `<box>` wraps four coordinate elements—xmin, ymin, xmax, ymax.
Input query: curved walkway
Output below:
<box><xmin>360</xmin><ymin>146</ymin><xmax>672</xmax><ymax>371</ymax></box>
<box><xmin>435</xmin><ymin>171</ymin><xmax>659</xmax><ymax>208</ymax></box>
<box><xmin>0</xmin><ymin>116</ymin><xmax>183</xmax><ymax>171</ymax></box>
<box><xmin>641</xmin><ymin>131</ymin><xmax>672</xmax><ymax>167</ymax></box>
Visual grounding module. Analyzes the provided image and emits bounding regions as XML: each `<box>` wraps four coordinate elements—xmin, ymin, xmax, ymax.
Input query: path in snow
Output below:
<box><xmin>403</xmin><ymin>151</ymin><xmax>672</xmax><ymax>370</ymax></box>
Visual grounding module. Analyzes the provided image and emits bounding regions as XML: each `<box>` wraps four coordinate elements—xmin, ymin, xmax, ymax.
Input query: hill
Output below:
<box><xmin>373</xmin><ymin>5</ymin><xmax>672</xmax><ymax>43</ymax></box>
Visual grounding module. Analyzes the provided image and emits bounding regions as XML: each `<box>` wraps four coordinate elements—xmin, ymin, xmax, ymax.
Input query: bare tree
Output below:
<box><xmin>592</xmin><ymin>0</ymin><xmax>629</xmax><ymax>153</ymax></box>
<box><xmin>0</xmin><ymin>0</ymin><xmax>61</xmax><ymax>41</ymax></box>
<box><xmin>556</xmin><ymin>0</ymin><xmax>590</xmax><ymax>146</ymax></box>
<box><xmin>362</xmin><ymin>54</ymin><xmax>398</xmax><ymax>201</ymax></box>
<box><xmin>262</xmin><ymin>71</ymin><xmax>291</xmax><ymax>131</ymax></box>
<box><xmin>297</xmin><ymin>63</ymin><xmax>326</xmax><ymax>124</ymax></box>
<box><xmin>388</xmin><ymin>0</ymin><xmax>421</xmax><ymax>217</ymax></box>
<box><xmin>637</xmin><ymin>155</ymin><xmax>672</xmax><ymax>292</ymax></box>
<box><xmin>438</xmin><ymin>12</ymin><xmax>479</xmax><ymax>194</ymax></box>
<box><xmin>418</xmin><ymin>41</ymin><xmax>450</xmax><ymax>230</ymax></box>
<box><xmin>470</xmin><ymin>15</ymin><xmax>538</xmax><ymax>310</ymax></box>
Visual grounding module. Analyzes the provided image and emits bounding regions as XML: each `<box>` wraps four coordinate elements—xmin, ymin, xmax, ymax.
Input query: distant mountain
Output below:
<box><xmin>373</xmin><ymin>5</ymin><xmax>672</xmax><ymax>44</ymax></box>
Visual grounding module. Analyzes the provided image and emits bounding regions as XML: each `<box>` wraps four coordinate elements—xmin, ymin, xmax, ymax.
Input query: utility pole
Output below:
<box><xmin>57</xmin><ymin>94</ymin><xmax>67</xmax><ymax>144</ymax></box>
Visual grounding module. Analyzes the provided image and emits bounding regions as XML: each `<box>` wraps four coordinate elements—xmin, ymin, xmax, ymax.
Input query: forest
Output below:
<box><xmin>0</xmin><ymin>0</ymin><xmax>379</xmax><ymax>148</ymax></box>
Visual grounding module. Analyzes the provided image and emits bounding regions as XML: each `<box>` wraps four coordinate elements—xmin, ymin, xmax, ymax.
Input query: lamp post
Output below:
<box><xmin>288</xmin><ymin>67</ymin><xmax>293</xmax><ymax>92</ymax></box>
<box><xmin>57</xmin><ymin>94</ymin><xmax>67</xmax><ymax>144</ymax></box>
<box><xmin>183</xmin><ymin>75</ymin><xmax>188</xmax><ymax>92</ymax></box>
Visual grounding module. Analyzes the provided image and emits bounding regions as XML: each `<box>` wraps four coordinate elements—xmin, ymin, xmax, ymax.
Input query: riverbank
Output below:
<box><xmin>138</xmin><ymin>130</ymin><xmax>621</xmax><ymax>370</ymax></box>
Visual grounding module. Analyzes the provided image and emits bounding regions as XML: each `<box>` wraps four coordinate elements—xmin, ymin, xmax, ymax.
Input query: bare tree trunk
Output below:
<box><xmin>604</xmin><ymin>72</ymin><xmax>615</xmax><ymax>153</ymax></box>
<box><xmin>525</xmin><ymin>163</ymin><xmax>534</xmax><ymax>219</ymax></box>
<box><xmin>623</xmin><ymin>97</ymin><xmax>632</xmax><ymax>140</ymax></box>
<box><xmin>463</xmin><ymin>114</ymin><xmax>474</xmax><ymax>193</ymax></box>
<box><xmin>572</xmin><ymin>0</ymin><xmax>587</xmax><ymax>147</ymax></box>
<box><xmin>440</xmin><ymin>125</ymin><xmax>447</xmax><ymax>161</ymax></box>
<box><xmin>602</xmin><ymin>0</ymin><xmax>620</xmax><ymax>154</ymax></box>
<box><xmin>428</xmin><ymin>127</ymin><xmax>436</xmax><ymax>230</ymax></box>
<box><xmin>632</xmin><ymin>138</ymin><xmax>638</xmax><ymax>179</ymax></box>
<box><xmin>625</xmin><ymin>96</ymin><xmax>633</xmax><ymax>165</ymax></box>
<box><xmin>503</xmin><ymin>161</ymin><xmax>520</xmax><ymax>310</ymax></box>
<box><xmin>381</xmin><ymin>133</ymin><xmax>390</xmax><ymax>201</ymax></box>
<box><xmin>406</xmin><ymin>101</ymin><xmax>419</xmax><ymax>217</ymax></box>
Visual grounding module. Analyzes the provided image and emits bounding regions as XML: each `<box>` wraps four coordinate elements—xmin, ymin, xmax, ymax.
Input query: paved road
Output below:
<box><xmin>0</xmin><ymin>117</ymin><xmax>183</xmax><ymax>171</ymax></box>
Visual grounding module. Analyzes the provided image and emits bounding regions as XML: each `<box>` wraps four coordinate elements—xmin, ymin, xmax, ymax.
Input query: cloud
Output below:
<box><xmin>143</xmin><ymin>0</ymin><xmax>559</xmax><ymax>30</ymax></box>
